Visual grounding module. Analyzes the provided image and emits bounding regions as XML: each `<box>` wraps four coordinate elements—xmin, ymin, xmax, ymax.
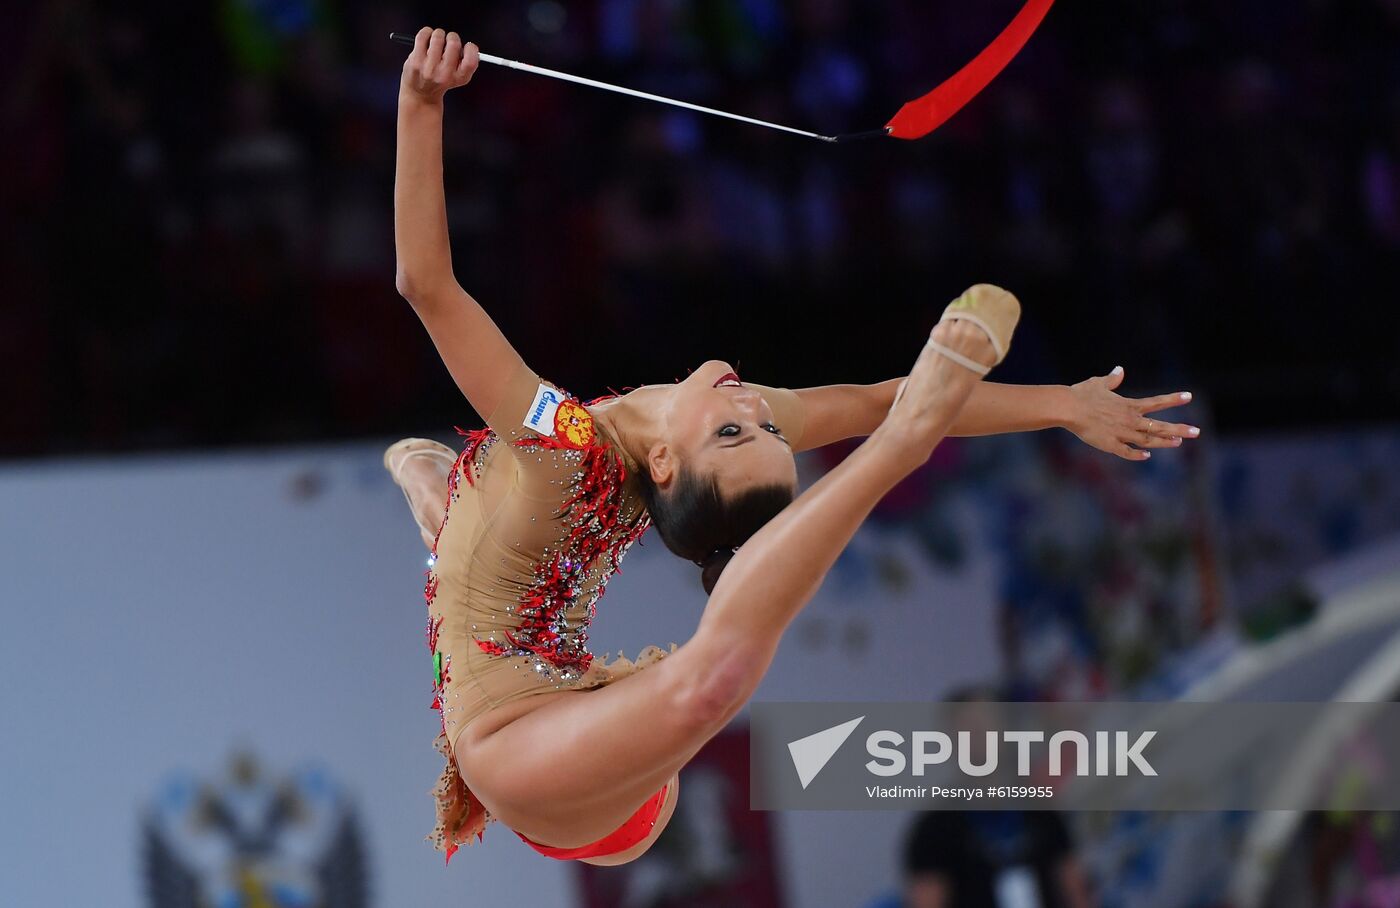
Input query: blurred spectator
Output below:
<box><xmin>902</xmin><ymin>811</ymin><xmax>1091</xmax><ymax>908</ymax></box>
<box><xmin>899</xmin><ymin>688</ymin><xmax>1095</xmax><ymax>908</ymax></box>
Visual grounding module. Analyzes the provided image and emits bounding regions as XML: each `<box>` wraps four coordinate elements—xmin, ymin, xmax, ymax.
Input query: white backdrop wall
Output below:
<box><xmin>0</xmin><ymin>442</ymin><xmax>999</xmax><ymax>908</ymax></box>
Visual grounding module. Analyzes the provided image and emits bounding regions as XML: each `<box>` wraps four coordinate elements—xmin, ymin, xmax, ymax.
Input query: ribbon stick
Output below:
<box><xmin>390</xmin><ymin>0</ymin><xmax>1055</xmax><ymax>143</ymax></box>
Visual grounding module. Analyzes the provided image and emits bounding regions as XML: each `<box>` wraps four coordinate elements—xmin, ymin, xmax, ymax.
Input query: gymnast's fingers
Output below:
<box><xmin>1140</xmin><ymin>416</ymin><xmax>1198</xmax><ymax>439</ymax></box>
<box><xmin>458</xmin><ymin>41</ymin><xmax>480</xmax><ymax>81</ymax></box>
<box><xmin>427</xmin><ymin>28</ymin><xmax>446</xmax><ymax>68</ymax></box>
<box><xmin>1111</xmin><ymin>441</ymin><xmax>1152</xmax><ymax>462</ymax></box>
<box><xmin>443</xmin><ymin>31</ymin><xmax>462</xmax><ymax>70</ymax></box>
<box><xmin>1136</xmin><ymin>391</ymin><xmax>1193</xmax><ymax>414</ymax></box>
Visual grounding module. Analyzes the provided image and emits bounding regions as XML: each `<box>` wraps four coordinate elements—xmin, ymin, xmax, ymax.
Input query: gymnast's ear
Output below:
<box><xmin>647</xmin><ymin>443</ymin><xmax>675</xmax><ymax>487</ymax></box>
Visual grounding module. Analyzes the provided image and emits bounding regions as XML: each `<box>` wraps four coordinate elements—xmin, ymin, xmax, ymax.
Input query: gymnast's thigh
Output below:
<box><xmin>451</xmin><ymin>663</ymin><xmax>706</xmax><ymax>845</ymax></box>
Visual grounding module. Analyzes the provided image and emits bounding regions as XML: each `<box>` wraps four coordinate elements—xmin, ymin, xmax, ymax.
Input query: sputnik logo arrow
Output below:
<box><xmin>788</xmin><ymin>716</ymin><xmax>865</xmax><ymax>789</ymax></box>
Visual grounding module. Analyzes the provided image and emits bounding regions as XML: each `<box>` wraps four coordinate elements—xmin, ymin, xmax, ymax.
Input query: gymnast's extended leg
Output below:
<box><xmin>453</xmin><ymin>316</ymin><xmax>1001</xmax><ymax>849</ymax></box>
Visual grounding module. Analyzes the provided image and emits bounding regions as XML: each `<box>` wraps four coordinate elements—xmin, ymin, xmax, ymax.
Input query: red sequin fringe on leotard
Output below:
<box><xmin>421</xmin><ymin>429</ymin><xmax>492</xmax><ymax>863</ymax></box>
<box><xmin>472</xmin><ymin>429</ymin><xmax>650</xmax><ymax>675</ymax></box>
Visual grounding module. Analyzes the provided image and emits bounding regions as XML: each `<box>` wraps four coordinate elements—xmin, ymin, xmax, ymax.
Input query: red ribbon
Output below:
<box><xmin>885</xmin><ymin>0</ymin><xmax>1055</xmax><ymax>140</ymax></box>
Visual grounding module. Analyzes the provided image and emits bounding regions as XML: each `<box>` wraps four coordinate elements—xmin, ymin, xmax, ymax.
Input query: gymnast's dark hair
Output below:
<box><xmin>637</xmin><ymin>468</ymin><xmax>795</xmax><ymax>595</ymax></box>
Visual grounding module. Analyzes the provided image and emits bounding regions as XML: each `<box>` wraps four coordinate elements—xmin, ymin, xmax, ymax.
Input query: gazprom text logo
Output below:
<box><xmin>523</xmin><ymin>385</ymin><xmax>561</xmax><ymax>431</ymax></box>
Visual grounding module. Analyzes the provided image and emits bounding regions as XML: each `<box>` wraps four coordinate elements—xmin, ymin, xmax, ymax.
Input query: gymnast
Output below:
<box><xmin>385</xmin><ymin>28</ymin><xmax>1198</xmax><ymax>865</ymax></box>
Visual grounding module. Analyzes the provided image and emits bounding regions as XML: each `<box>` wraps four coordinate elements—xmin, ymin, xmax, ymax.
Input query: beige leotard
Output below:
<box><xmin>423</xmin><ymin>363</ymin><xmax>806</xmax><ymax>857</ymax></box>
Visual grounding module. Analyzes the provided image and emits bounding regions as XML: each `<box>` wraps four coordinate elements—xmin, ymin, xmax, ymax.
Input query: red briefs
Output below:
<box><xmin>516</xmin><ymin>784</ymin><xmax>670</xmax><ymax>861</ymax></box>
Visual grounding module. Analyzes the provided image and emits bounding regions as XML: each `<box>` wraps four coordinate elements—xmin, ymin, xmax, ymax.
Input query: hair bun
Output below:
<box><xmin>699</xmin><ymin>546</ymin><xmax>737</xmax><ymax>595</ymax></box>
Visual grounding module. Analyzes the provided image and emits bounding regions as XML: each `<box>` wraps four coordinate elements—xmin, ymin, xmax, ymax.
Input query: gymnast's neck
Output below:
<box><xmin>588</xmin><ymin>386</ymin><xmax>671</xmax><ymax>471</ymax></box>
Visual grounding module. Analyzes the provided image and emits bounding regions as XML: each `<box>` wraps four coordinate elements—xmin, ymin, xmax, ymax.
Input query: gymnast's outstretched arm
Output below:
<box><xmin>394</xmin><ymin>27</ymin><xmax>525</xmax><ymax>422</ymax></box>
<box><xmin>786</xmin><ymin>368</ymin><xmax>1198</xmax><ymax>461</ymax></box>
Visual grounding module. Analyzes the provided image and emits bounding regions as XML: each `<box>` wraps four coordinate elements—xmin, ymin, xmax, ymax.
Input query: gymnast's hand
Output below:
<box><xmin>402</xmin><ymin>27</ymin><xmax>479</xmax><ymax>100</ymax></box>
<box><xmin>1065</xmin><ymin>366</ymin><xmax>1200</xmax><ymax>461</ymax></box>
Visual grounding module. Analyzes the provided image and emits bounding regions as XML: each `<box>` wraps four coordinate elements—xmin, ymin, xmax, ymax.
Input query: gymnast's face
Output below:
<box><xmin>648</xmin><ymin>360</ymin><xmax>798</xmax><ymax>496</ymax></box>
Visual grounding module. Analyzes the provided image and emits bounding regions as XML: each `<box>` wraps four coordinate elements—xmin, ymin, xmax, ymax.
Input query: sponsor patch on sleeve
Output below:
<box><xmin>522</xmin><ymin>384</ymin><xmax>563</xmax><ymax>435</ymax></box>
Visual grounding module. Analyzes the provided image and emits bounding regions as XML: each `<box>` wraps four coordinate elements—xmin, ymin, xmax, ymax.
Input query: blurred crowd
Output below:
<box><xmin>3</xmin><ymin>0</ymin><xmax>1398</xmax><ymax>457</ymax></box>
